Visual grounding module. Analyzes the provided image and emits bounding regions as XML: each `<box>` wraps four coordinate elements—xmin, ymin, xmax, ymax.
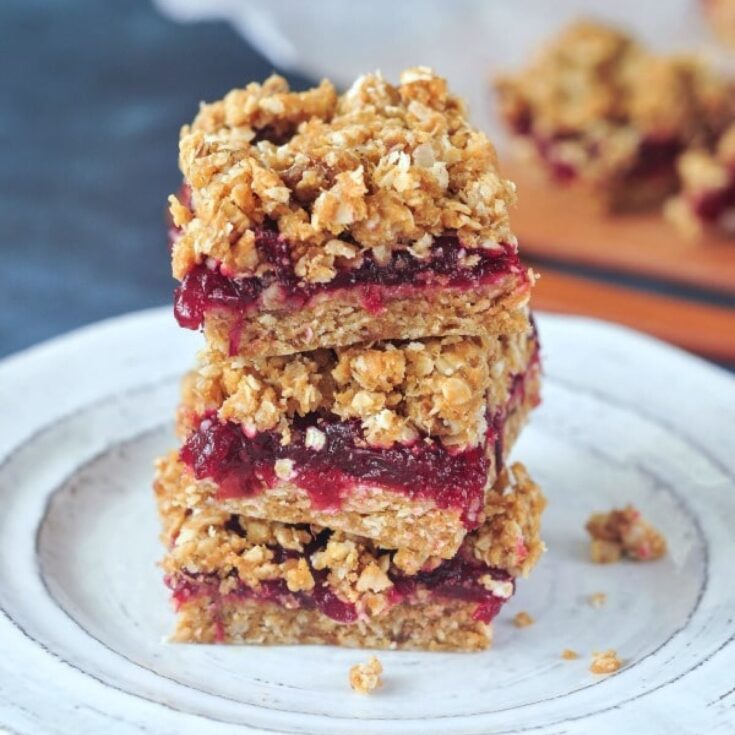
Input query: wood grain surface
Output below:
<box><xmin>534</xmin><ymin>268</ymin><xmax>735</xmax><ymax>361</ymax></box>
<box><xmin>506</xmin><ymin>163</ymin><xmax>735</xmax><ymax>296</ymax></box>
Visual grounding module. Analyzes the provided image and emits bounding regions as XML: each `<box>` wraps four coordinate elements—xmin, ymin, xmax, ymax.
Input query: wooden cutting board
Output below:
<box><xmin>505</xmin><ymin>163</ymin><xmax>735</xmax><ymax>296</ymax></box>
<box><xmin>534</xmin><ymin>269</ymin><xmax>735</xmax><ymax>363</ymax></box>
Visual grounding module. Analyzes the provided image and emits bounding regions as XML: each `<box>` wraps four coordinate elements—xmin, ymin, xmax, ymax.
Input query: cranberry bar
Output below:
<box><xmin>495</xmin><ymin>21</ymin><xmax>733</xmax><ymax>211</ymax></box>
<box><xmin>169</xmin><ymin>327</ymin><xmax>540</xmax><ymax>559</ymax></box>
<box><xmin>665</xmin><ymin>124</ymin><xmax>735</xmax><ymax>237</ymax></box>
<box><xmin>169</xmin><ymin>67</ymin><xmax>533</xmax><ymax>358</ymax></box>
<box><xmin>155</xmin><ymin>461</ymin><xmax>546</xmax><ymax>651</ymax></box>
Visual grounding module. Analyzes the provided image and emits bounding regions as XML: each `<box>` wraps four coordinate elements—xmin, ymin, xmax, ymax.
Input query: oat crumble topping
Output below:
<box><xmin>349</xmin><ymin>656</ymin><xmax>383</xmax><ymax>694</ymax></box>
<box><xmin>586</xmin><ymin>505</ymin><xmax>667</xmax><ymax>563</ymax></box>
<box><xmin>589</xmin><ymin>649</ymin><xmax>623</xmax><ymax>675</ymax></box>
<box><xmin>473</xmin><ymin>463</ymin><xmax>547</xmax><ymax>578</ymax></box>
<box><xmin>183</xmin><ymin>330</ymin><xmax>536</xmax><ymax>450</ymax></box>
<box><xmin>170</xmin><ymin>67</ymin><xmax>518</xmax><ymax>281</ymax></box>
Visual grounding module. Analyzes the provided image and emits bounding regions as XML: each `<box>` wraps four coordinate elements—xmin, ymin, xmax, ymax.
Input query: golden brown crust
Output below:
<box><xmin>171</xmin><ymin>67</ymin><xmax>518</xmax><ymax>283</ymax></box>
<box><xmin>171</xmin><ymin>597</ymin><xmax>493</xmax><ymax>651</ymax></box>
<box><xmin>182</xmin><ymin>328</ymin><xmax>537</xmax><ymax>450</ymax></box>
<box><xmin>201</xmin><ymin>276</ymin><xmax>532</xmax><ymax>359</ymax></box>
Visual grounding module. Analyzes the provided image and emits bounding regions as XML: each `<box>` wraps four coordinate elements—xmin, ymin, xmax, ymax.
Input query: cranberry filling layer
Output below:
<box><xmin>173</xmin><ymin>227</ymin><xmax>523</xmax><ymax>331</ymax></box>
<box><xmin>167</xmin><ymin>542</ymin><xmax>512</xmax><ymax>626</ymax></box>
<box><xmin>180</xmin><ymin>414</ymin><xmax>491</xmax><ymax>527</ymax></box>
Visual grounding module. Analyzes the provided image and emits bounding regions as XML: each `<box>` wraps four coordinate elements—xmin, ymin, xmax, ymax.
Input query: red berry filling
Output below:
<box><xmin>180</xmin><ymin>414</ymin><xmax>491</xmax><ymax>527</ymax></box>
<box><xmin>172</xmin><ymin>225</ymin><xmax>524</xmax><ymax>332</ymax></box>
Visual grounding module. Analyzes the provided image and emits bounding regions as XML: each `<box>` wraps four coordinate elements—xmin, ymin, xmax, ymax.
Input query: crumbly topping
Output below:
<box><xmin>182</xmin><ymin>330</ymin><xmax>537</xmax><ymax>450</ymax></box>
<box><xmin>562</xmin><ymin>649</ymin><xmax>580</xmax><ymax>660</ymax></box>
<box><xmin>472</xmin><ymin>462</ymin><xmax>547</xmax><ymax>578</ymax></box>
<box><xmin>170</xmin><ymin>67</ymin><xmax>517</xmax><ymax>281</ymax></box>
<box><xmin>512</xmin><ymin>611</ymin><xmax>534</xmax><ymax>628</ymax></box>
<box><xmin>588</xmin><ymin>592</ymin><xmax>607</xmax><ymax>608</ymax></box>
<box><xmin>349</xmin><ymin>657</ymin><xmax>384</xmax><ymax>694</ymax></box>
<box><xmin>154</xmin><ymin>453</ymin><xmax>545</xmax><ymax>613</ymax></box>
<box><xmin>496</xmin><ymin>21</ymin><xmax>733</xmax><ymax>181</ymax></box>
<box><xmin>586</xmin><ymin>505</ymin><xmax>667</xmax><ymax>563</ymax></box>
<box><xmin>589</xmin><ymin>649</ymin><xmax>623</xmax><ymax>675</ymax></box>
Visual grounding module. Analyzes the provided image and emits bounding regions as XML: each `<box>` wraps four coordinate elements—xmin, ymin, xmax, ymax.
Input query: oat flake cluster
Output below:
<box><xmin>170</xmin><ymin>67</ymin><xmax>517</xmax><ymax>282</ymax></box>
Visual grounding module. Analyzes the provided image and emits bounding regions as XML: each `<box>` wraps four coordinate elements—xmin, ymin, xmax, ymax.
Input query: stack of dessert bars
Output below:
<box><xmin>155</xmin><ymin>67</ymin><xmax>546</xmax><ymax>652</ymax></box>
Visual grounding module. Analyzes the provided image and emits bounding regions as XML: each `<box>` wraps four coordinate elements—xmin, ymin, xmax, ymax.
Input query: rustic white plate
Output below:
<box><xmin>0</xmin><ymin>309</ymin><xmax>733</xmax><ymax>735</ymax></box>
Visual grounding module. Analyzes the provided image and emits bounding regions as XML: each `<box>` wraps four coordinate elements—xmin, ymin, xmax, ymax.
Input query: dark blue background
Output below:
<box><xmin>0</xmin><ymin>0</ymin><xmax>310</xmax><ymax>356</ymax></box>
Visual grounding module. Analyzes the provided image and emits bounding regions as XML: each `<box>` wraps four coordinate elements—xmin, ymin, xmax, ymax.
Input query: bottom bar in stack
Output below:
<box><xmin>154</xmin><ymin>461</ymin><xmax>546</xmax><ymax>652</ymax></box>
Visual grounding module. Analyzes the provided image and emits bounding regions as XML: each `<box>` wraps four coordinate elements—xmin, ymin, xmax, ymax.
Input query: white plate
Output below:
<box><xmin>0</xmin><ymin>309</ymin><xmax>734</xmax><ymax>735</ymax></box>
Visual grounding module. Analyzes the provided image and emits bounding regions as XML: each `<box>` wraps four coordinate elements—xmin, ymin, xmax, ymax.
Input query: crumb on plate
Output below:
<box><xmin>562</xmin><ymin>649</ymin><xmax>580</xmax><ymax>660</ymax></box>
<box><xmin>590</xmin><ymin>649</ymin><xmax>623</xmax><ymax>675</ymax></box>
<box><xmin>512</xmin><ymin>611</ymin><xmax>534</xmax><ymax>628</ymax></box>
<box><xmin>588</xmin><ymin>592</ymin><xmax>607</xmax><ymax>608</ymax></box>
<box><xmin>586</xmin><ymin>505</ymin><xmax>667</xmax><ymax>563</ymax></box>
<box><xmin>349</xmin><ymin>656</ymin><xmax>384</xmax><ymax>694</ymax></box>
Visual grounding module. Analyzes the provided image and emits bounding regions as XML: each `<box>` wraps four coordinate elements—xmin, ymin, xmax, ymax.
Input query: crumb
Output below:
<box><xmin>588</xmin><ymin>592</ymin><xmax>607</xmax><ymax>608</ymax></box>
<box><xmin>589</xmin><ymin>538</ymin><xmax>623</xmax><ymax>564</ymax></box>
<box><xmin>589</xmin><ymin>650</ymin><xmax>623</xmax><ymax>675</ymax></box>
<box><xmin>349</xmin><ymin>656</ymin><xmax>383</xmax><ymax>694</ymax></box>
<box><xmin>561</xmin><ymin>649</ymin><xmax>580</xmax><ymax>660</ymax></box>
<box><xmin>512</xmin><ymin>611</ymin><xmax>534</xmax><ymax>628</ymax></box>
<box><xmin>586</xmin><ymin>505</ymin><xmax>667</xmax><ymax>563</ymax></box>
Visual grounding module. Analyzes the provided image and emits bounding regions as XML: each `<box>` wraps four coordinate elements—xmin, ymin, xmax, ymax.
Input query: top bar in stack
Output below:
<box><xmin>169</xmin><ymin>67</ymin><xmax>533</xmax><ymax>358</ymax></box>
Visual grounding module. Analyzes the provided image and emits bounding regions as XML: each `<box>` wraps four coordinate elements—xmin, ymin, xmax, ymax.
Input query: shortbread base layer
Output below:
<box><xmin>203</xmin><ymin>276</ymin><xmax>531</xmax><ymax>358</ymax></box>
<box><xmin>171</xmin><ymin>597</ymin><xmax>493</xmax><ymax>651</ymax></box>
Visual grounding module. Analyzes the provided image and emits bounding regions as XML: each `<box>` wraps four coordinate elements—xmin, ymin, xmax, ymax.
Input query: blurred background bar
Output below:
<box><xmin>1</xmin><ymin>0</ymin><xmax>733</xmax><ymax>365</ymax></box>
